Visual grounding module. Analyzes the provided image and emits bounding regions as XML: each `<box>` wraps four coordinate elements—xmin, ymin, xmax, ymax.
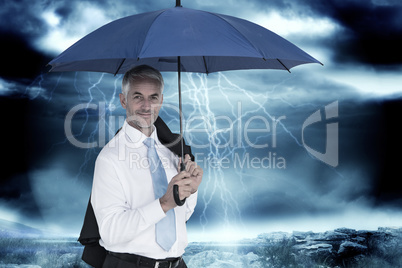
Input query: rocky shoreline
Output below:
<box><xmin>288</xmin><ymin>227</ymin><xmax>402</xmax><ymax>267</ymax></box>
<box><xmin>1</xmin><ymin>220</ymin><xmax>401</xmax><ymax>267</ymax></box>
<box><xmin>185</xmin><ymin>227</ymin><xmax>402</xmax><ymax>267</ymax></box>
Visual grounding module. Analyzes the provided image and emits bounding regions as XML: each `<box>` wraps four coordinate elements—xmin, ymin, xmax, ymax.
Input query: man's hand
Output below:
<box><xmin>159</xmin><ymin>154</ymin><xmax>203</xmax><ymax>212</ymax></box>
<box><xmin>160</xmin><ymin>171</ymin><xmax>192</xmax><ymax>212</ymax></box>
<box><xmin>182</xmin><ymin>154</ymin><xmax>203</xmax><ymax>194</ymax></box>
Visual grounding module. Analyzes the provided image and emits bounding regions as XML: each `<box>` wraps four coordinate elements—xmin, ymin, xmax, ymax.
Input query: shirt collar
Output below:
<box><xmin>122</xmin><ymin>120</ymin><xmax>161</xmax><ymax>146</ymax></box>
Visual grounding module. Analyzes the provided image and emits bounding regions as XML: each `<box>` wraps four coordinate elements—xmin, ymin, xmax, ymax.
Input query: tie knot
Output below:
<box><xmin>143</xmin><ymin>137</ymin><xmax>155</xmax><ymax>148</ymax></box>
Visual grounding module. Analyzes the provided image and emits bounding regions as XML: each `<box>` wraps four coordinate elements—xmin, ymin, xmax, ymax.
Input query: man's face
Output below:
<box><xmin>119</xmin><ymin>79</ymin><xmax>163</xmax><ymax>132</ymax></box>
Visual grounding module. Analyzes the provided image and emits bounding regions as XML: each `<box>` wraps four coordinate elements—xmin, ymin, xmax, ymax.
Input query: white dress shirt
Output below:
<box><xmin>91</xmin><ymin>120</ymin><xmax>197</xmax><ymax>259</ymax></box>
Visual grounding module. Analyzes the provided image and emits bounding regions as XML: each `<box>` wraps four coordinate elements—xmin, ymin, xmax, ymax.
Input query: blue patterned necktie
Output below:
<box><xmin>143</xmin><ymin>137</ymin><xmax>176</xmax><ymax>251</ymax></box>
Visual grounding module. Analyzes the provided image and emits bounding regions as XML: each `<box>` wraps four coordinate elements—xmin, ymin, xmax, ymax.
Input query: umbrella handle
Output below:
<box><xmin>173</xmin><ymin>161</ymin><xmax>186</xmax><ymax>206</ymax></box>
<box><xmin>173</xmin><ymin>185</ymin><xmax>185</xmax><ymax>206</ymax></box>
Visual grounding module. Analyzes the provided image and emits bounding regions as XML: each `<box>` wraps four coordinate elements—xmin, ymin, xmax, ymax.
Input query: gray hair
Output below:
<box><xmin>122</xmin><ymin>65</ymin><xmax>164</xmax><ymax>97</ymax></box>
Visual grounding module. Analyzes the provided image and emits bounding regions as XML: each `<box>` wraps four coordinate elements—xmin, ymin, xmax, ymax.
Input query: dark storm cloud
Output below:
<box><xmin>0</xmin><ymin>89</ymin><xmax>103</xmax><ymax>225</ymax></box>
<box><xmin>0</xmin><ymin>96</ymin><xmax>46</xmax><ymax>223</ymax></box>
<box><xmin>0</xmin><ymin>0</ymin><xmax>56</xmax><ymax>220</ymax></box>
<box><xmin>0</xmin><ymin>173</ymin><xmax>43</xmax><ymax>219</ymax></box>
<box><xmin>370</xmin><ymin>98</ymin><xmax>402</xmax><ymax>207</ymax></box>
<box><xmin>8</xmin><ymin>0</ymin><xmax>402</xmax><ymax>74</ymax></box>
<box><xmin>42</xmin><ymin>0</ymin><xmax>173</xmax><ymax>22</ymax></box>
<box><xmin>0</xmin><ymin>0</ymin><xmax>178</xmax><ymax>82</ymax></box>
<box><xmin>0</xmin><ymin>1</ymin><xmax>52</xmax><ymax>80</ymax></box>
<box><xmin>0</xmin><ymin>30</ymin><xmax>52</xmax><ymax>80</ymax></box>
<box><xmin>250</xmin><ymin>0</ymin><xmax>402</xmax><ymax>68</ymax></box>
<box><xmin>296</xmin><ymin>98</ymin><xmax>402</xmax><ymax>207</ymax></box>
<box><xmin>220</xmin><ymin>97</ymin><xmax>402</xmax><ymax>223</ymax></box>
<box><xmin>308</xmin><ymin>0</ymin><xmax>402</xmax><ymax>68</ymax></box>
<box><xmin>0</xmin><ymin>1</ymin><xmax>46</xmax><ymax>37</ymax></box>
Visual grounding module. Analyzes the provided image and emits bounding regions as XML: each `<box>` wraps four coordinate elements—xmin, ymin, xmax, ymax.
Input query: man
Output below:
<box><xmin>91</xmin><ymin>65</ymin><xmax>202</xmax><ymax>268</ymax></box>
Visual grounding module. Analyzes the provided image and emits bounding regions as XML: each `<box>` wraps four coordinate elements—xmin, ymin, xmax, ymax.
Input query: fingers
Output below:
<box><xmin>174</xmin><ymin>155</ymin><xmax>203</xmax><ymax>196</ymax></box>
<box><xmin>161</xmin><ymin>175</ymin><xmax>192</xmax><ymax>212</ymax></box>
<box><xmin>178</xmin><ymin>154</ymin><xmax>192</xmax><ymax>172</ymax></box>
<box><xmin>174</xmin><ymin>177</ymin><xmax>192</xmax><ymax>187</ymax></box>
<box><xmin>170</xmin><ymin>173</ymin><xmax>185</xmax><ymax>188</ymax></box>
<box><xmin>181</xmin><ymin>155</ymin><xmax>198</xmax><ymax>173</ymax></box>
<box><xmin>185</xmin><ymin>161</ymin><xmax>196</xmax><ymax>174</ymax></box>
<box><xmin>184</xmin><ymin>154</ymin><xmax>191</xmax><ymax>163</ymax></box>
<box><xmin>174</xmin><ymin>178</ymin><xmax>192</xmax><ymax>200</ymax></box>
<box><xmin>185</xmin><ymin>161</ymin><xmax>203</xmax><ymax>178</ymax></box>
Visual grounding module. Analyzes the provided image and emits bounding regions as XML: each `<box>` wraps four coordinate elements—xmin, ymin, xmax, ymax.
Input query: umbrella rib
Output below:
<box><xmin>136</xmin><ymin>10</ymin><xmax>168</xmax><ymax>61</ymax></box>
<box><xmin>276</xmin><ymin>59</ymin><xmax>291</xmax><ymax>73</ymax></box>
<box><xmin>205</xmin><ymin>11</ymin><xmax>265</xmax><ymax>59</ymax></box>
<box><xmin>114</xmin><ymin>58</ymin><xmax>126</xmax><ymax>76</ymax></box>
<box><xmin>202</xmin><ymin>56</ymin><xmax>209</xmax><ymax>74</ymax></box>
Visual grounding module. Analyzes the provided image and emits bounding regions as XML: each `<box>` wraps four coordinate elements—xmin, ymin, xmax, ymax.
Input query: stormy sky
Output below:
<box><xmin>1</xmin><ymin>0</ymin><xmax>402</xmax><ymax>241</ymax></box>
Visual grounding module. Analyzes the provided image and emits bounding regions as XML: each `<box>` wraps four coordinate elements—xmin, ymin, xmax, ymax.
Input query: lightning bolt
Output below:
<box><xmin>73</xmin><ymin>72</ymin><xmax>122</xmax><ymax>181</ymax></box>
<box><xmin>161</xmin><ymin>72</ymin><xmax>344</xmax><ymax>238</ymax></box>
<box><xmin>33</xmin><ymin>72</ymin><xmax>123</xmax><ymax>183</ymax></box>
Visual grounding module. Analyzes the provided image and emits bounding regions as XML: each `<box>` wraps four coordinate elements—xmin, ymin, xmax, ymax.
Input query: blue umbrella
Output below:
<box><xmin>49</xmin><ymin>2</ymin><xmax>321</xmax><ymax>74</ymax></box>
<box><xmin>48</xmin><ymin>0</ymin><xmax>322</xmax><ymax>205</ymax></box>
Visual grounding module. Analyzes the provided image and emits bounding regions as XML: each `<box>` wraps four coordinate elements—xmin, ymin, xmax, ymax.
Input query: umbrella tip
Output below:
<box><xmin>175</xmin><ymin>0</ymin><xmax>182</xmax><ymax>7</ymax></box>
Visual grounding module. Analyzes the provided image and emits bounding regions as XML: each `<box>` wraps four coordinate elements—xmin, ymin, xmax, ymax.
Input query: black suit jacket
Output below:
<box><xmin>78</xmin><ymin>117</ymin><xmax>193</xmax><ymax>268</ymax></box>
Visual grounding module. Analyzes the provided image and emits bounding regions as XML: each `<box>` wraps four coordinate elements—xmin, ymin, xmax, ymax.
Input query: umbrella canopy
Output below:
<box><xmin>48</xmin><ymin>4</ymin><xmax>322</xmax><ymax>75</ymax></box>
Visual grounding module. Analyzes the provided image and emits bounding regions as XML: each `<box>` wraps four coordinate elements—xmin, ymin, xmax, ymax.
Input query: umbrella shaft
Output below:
<box><xmin>178</xmin><ymin>56</ymin><xmax>185</xmax><ymax>163</ymax></box>
<box><xmin>177</xmin><ymin>57</ymin><xmax>186</xmax><ymax>206</ymax></box>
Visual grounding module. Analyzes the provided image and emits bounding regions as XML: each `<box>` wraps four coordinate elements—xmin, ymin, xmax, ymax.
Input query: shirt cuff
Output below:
<box><xmin>138</xmin><ymin>199</ymin><xmax>166</xmax><ymax>225</ymax></box>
